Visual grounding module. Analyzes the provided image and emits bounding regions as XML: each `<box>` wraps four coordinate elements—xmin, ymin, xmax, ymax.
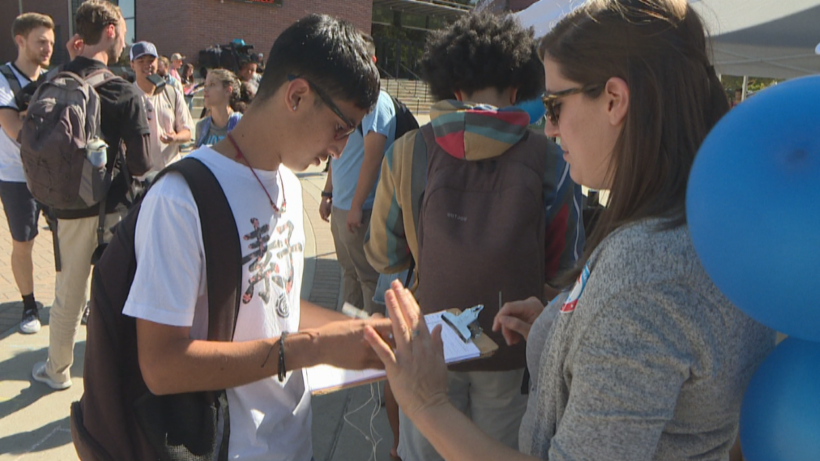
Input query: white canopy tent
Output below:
<box><xmin>516</xmin><ymin>0</ymin><xmax>820</xmax><ymax>79</ymax></box>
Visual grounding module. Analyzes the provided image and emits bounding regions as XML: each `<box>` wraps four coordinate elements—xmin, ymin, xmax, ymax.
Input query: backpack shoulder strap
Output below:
<box><xmin>84</xmin><ymin>68</ymin><xmax>120</xmax><ymax>88</ymax></box>
<box><xmin>418</xmin><ymin>123</ymin><xmax>440</xmax><ymax>175</ymax></box>
<box><xmin>391</xmin><ymin>94</ymin><xmax>403</xmax><ymax>113</ymax></box>
<box><xmin>197</xmin><ymin>117</ymin><xmax>213</xmax><ymax>147</ymax></box>
<box><xmin>162</xmin><ymin>83</ymin><xmax>180</xmax><ymax>111</ymax></box>
<box><xmin>158</xmin><ymin>158</ymin><xmax>242</xmax><ymax>341</ymax></box>
<box><xmin>40</xmin><ymin>65</ymin><xmax>62</xmax><ymax>83</ymax></box>
<box><xmin>227</xmin><ymin>113</ymin><xmax>241</xmax><ymax>131</ymax></box>
<box><xmin>0</xmin><ymin>64</ymin><xmax>22</xmax><ymax>97</ymax></box>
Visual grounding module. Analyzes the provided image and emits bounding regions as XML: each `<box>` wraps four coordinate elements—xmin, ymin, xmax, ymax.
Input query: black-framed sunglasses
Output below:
<box><xmin>287</xmin><ymin>74</ymin><xmax>356</xmax><ymax>140</ymax></box>
<box><xmin>542</xmin><ymin>84</ymin><xmax>602</xmax><ymax>125</ymax></box>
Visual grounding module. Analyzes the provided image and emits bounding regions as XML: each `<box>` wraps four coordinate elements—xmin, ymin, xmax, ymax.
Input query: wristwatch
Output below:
<box><xmin>321</xmin><ymin>191</ymin><xmax>333</xmax><ymax>199</ymax></box>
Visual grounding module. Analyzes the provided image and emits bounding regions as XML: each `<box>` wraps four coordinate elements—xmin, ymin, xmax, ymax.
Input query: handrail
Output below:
<box><xmin>378</xmin><ymin>65</ymin><xmax>434</xmax><ymax>114</ymax></box>
<box><xmin>399</xmin><ymin>0</ymin><xmax>474</xmax><ymax>12</ymax></box>
<box><xmin>377</xmin><ymin>64</ymin><xmax>398</xmax><ymax>80</ymax></box>
<box><xmin>378</xmin><ymin>64</ymin><xmax>419</xmax><ymax>96</ymax></box>
<box><xmin>399</xmin><ymin>63</ymin><xmax>422</xmax><ymax>81</ymax></box>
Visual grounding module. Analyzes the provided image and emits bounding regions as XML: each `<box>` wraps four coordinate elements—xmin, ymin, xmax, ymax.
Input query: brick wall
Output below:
<box><xmin>136</xmin><ymin>0</ymin><xmax>373</xmax><ymax>68</ymax></box>
<box><xmin>0</xmin><ymin>1</ymin><xmax>72</xmax><ymax>65</ymax></box>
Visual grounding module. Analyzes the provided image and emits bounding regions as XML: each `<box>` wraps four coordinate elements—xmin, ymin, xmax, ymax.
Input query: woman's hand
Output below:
<box><xmin>492</xmin><ymin>296</ymin><xmax>545</xmax><ymax>345</ymax></box>
<box><xmin>364</xmin><ymin>280</ymin><xmax>450</xmax><ymax>421</ymax></box>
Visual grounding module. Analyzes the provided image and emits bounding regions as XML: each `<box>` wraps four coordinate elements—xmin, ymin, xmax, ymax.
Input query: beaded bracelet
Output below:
<box><xmin>278</xmin><ymin>332</ymin><xmax>288</xmax><ymax>382</ymax></box>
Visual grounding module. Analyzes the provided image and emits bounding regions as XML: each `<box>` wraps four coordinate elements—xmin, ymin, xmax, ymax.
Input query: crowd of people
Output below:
<box><xmin>0</xmin><ymin>0</ymin><xmax>776</xmax><ymax>460</ymax></box>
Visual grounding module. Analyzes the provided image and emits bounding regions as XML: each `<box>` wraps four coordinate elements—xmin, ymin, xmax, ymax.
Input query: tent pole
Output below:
<box><xmin>742</xmin><ymin>75</ymin><xmax>749</xmax><ymax>101</ymax></box>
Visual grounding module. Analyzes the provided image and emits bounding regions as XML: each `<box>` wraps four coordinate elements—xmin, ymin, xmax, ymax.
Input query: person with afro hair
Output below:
<box><xmin>365</xmin><ymin>12</ymin><xmax>584</xmax><ymax>461</ymax></box>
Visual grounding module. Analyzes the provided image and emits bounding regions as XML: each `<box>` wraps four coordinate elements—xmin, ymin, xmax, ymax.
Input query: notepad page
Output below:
<box><xmin>306</xmin><ymin>311</ymin><xmax>483</xmax><ymax>393</ymax></box>
<box><xmin>425</xmin><ymin>311</ymin><xmax>482</xmax><ymax>362</ymax></box>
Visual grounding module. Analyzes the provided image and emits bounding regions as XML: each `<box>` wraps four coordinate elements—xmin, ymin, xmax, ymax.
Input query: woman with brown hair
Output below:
<box><xmin>180</xmin><ymin>63</ymin><xmax>197</xmax><ymax>112</ymax></box>
<box><xmin>364</xmin><ymin>1</ymin><xmax>775</xmax><ymax>460</ymax></box>
<box><xmin>194</xmin><ymin>68</ymin><xmax>243</xmax><ymax>147</ymax></box>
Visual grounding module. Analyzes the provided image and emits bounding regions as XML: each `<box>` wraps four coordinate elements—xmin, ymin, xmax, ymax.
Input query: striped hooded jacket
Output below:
<box><xmin>364</xmin><ymin>100</ymin><xmax>585</xmax><ymax>286</ymax></box>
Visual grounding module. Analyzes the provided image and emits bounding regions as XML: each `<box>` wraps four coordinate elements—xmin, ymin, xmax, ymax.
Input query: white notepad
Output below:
<box><xmin>305</xmin><ymin>311</ymin><xmax>483</xmax><ymax>394</ymax></box>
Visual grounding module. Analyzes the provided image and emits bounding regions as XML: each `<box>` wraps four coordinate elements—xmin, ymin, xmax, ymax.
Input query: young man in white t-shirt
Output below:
<box><xmin>123</xmin><ymin>14</ymin><xmax>389</xmax><ymax>460</ymax></box>
<box><xmin>0</xmin><ymin>13</ymin><xmax>54</xmax><ymax>334</ymax></box>
<box><xmin>129</xmin><ymin>41</ymin><xmax>193</xmax><ymax>171</ymax></box>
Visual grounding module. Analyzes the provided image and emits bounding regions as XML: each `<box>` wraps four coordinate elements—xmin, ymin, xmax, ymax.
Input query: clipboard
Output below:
<box><xmin>437</xmin><ymin>307</ymin><xmax>499</xmax><ymax>359</ymax></box>
<box><xmin>305</xmin><ymin>308</ymin><xmax>498</xmax><ymax>395</ymax></box>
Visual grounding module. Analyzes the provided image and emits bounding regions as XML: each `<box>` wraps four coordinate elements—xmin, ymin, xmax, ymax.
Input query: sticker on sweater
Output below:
<box><xmin>561</xmin><ymin>264</ymin><xmax>590</xmax><ymax>313</ymax></box>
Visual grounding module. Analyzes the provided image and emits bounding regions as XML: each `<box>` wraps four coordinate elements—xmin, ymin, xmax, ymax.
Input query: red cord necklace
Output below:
<box><xmin>227</xmin><ymin>133</ymin><xmax>286</xmax><ymax>214</ymax></box>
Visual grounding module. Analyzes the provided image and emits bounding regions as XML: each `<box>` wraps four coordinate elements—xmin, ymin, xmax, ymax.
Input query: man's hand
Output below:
<box><xmin>311</xmin><ymin>318</ymin><xmax>393</xmax><ymax>370</ymax></box>
<box><xmin>492</xmin><ymin>296</ymin><xmax>545</xmax><ymax>345</ymax></box>
<box><xmin>319</xmin><ymin>197</ymin><xmax>332</xmax><ymax>222</ymax></box>
<box><xmin>346</xmin><ymin>205</ymin><xmax>363</xmax><ymax>232</ymax></box>
<box><xmin>160</xmin><ymin>132</ymin><xmax>179</xmax><ymax>144</ymax></box>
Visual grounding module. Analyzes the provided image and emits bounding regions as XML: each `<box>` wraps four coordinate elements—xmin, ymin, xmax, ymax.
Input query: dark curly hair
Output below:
<box><xmin>420</xmin><ymin>12</ymin><xmax>544</xmax><ymax>103</ymax></box>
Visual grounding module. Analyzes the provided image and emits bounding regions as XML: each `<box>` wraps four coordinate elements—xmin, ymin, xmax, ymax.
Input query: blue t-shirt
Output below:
<box><xmin>331</xmin><ymin>91</ymin><xmax>396</xmax><ymax>211</ymax></box>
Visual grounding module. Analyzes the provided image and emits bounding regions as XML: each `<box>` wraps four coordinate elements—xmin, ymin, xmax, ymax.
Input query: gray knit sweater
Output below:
<box><xmin>519</xmin><ymin>220</ymin><xmax>775</xmax><ymax>460</ymax></box>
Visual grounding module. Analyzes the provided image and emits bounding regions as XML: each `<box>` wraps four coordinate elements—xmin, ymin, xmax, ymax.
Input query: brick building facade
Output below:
<box><xmin>137</xmin><ymin>0</ymin><xmax>372</xmax><ymax>68</ymax></box>
<box><xmin>0</xmin><ymin>0</ymin><xmax>372</xmax><ymax>68</ymax></box>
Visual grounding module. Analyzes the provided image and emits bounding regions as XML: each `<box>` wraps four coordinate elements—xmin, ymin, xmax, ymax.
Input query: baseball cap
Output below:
<box><xmin>130</xmin><ymin>41</ymin><xmax>158</xmax><ymax>61</ymax></box>
<box><xmin>170</xmin><ymin>52</ymin><xmax>185</xmax><ymax>61</ymax></box>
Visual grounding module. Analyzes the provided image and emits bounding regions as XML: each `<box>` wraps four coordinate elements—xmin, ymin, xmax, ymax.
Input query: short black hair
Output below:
<box><xmin>255</xmin><ymin>14</ymin><xmax>379</xmax><ymax>111</ymax></box>
<box><xmin>421</xmin><ymin>12</ymin><xmax>544</xmax><ymax>103</ymax></box>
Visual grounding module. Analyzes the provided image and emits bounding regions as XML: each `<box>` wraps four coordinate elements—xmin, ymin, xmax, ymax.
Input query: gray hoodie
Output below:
<box><xmin>520</xmin><ymin>219</ymin><xmax>775</xmax><ymax>461</ymax></box>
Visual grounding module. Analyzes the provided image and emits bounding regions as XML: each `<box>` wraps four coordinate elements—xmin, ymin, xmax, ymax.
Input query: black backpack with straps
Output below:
<box><xmin>358</xmin><ymin>93</ymin><xmax>420</xmax><ymax>141</ymax></box>
<box><xmin>70</xmin><ymin>158</ymin><xmax>242</xmax><ymax>461</ymax></box>
<box><xmin>0</xmin><ymin>63</ymin><xmax>42</xmax><ymax>113</ymax></box>
<box><xmin>0</xmin><ymin>63</ymin><xmax>23</xmax><ymax>103</ymax></box>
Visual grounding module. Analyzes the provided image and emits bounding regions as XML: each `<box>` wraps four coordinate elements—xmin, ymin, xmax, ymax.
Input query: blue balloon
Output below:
<box><xmin>740</xmin><ymin>338</ymin><xmax>820</xmax><ymax>461</ymax></box>
<box><xmin>515</xmin><ymin>96</ymin><xmax>547</xmax><ymax>125</ymax></box>
<box><xmin>687</xmin><ymin>75</ymin><xmax>820</xmax><ymax>340</ymax></box>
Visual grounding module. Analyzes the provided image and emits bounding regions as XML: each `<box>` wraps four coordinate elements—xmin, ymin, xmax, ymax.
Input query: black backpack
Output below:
<box><xmin>358</xmin><ymin>94</ymin><xmax>420</xmax><ymax>141</ymax></box>
<box><xmin>70</xmin><ymin>158</ymin><xmax>242</xmax><ymax>461</ymax></box>
<box><xmin>0</xmin><ymin>64</ymin><xmax>26</xmax><ymax>109</ymax></box>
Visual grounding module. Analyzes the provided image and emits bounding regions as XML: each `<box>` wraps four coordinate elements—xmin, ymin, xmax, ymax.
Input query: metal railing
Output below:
<box><xmin>379</xmin><ymin>65</ymin><xmax>435</xmax><ymax>114</ymax></box>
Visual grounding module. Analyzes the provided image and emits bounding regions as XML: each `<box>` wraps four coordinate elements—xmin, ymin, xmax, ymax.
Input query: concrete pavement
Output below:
<box><xmin>0</xmin><ymin>164</ymin><xmax>396</xmax><ymax>461</ymax></box>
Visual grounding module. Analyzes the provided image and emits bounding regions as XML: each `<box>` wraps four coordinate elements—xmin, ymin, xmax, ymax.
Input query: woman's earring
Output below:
<box><xmin>293</xmin><ymin>105</ymin><xmax>298</xmax><ymax>111</ymax></box>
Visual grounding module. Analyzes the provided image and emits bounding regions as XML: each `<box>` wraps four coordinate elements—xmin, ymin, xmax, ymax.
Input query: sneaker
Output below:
<box><xmin>81</xmin><ymin>302</ymin><xmax>90</xmax><ymax>325</ymax></box>
<box><xmin>20</xmin><ymin>307</ymin><xmax>41</xmax><ymax>334</ymax></box>
<box><xmin>32</xmin><ymin>361</ymin><xmax>72</xmax><ymax>390</ymax></box>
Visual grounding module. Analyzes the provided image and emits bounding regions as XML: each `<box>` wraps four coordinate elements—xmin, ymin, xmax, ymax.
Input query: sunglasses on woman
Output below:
<box><xmin>541</xmin><ymin>84</ymin><xmax>601</xmax><ymax>125</ymax></box>
<box><xmin>287</xmin><ymin>74</ymin><xmax>357</xmax><ymax>140</ymax></box>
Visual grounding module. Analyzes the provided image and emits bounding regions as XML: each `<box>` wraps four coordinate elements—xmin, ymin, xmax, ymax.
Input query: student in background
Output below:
<box><xmin>195</xmin><ymin>69</ymin><xmax>243</xmax><ymax>147</ymax></box>
<box><xmin>130</xmin><ymin>42</ymin><xmax>193</xmax><ymax>171</ymax></box>
<box><xmin>0</xmin><ymin>12</ymin><xmax>54</xmax><ymax>335</ymax></box>
<box><xmin>365</xmin><ymin>13</ymin><xmax>583</xmax><ymax>461</ymax></box>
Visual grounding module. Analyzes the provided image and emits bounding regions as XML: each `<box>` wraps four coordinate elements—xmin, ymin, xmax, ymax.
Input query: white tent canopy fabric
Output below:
<box><xmin>516</xmin><ymin>0</ymin><xmax>820</xmax><ymax>79</ymax></box>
